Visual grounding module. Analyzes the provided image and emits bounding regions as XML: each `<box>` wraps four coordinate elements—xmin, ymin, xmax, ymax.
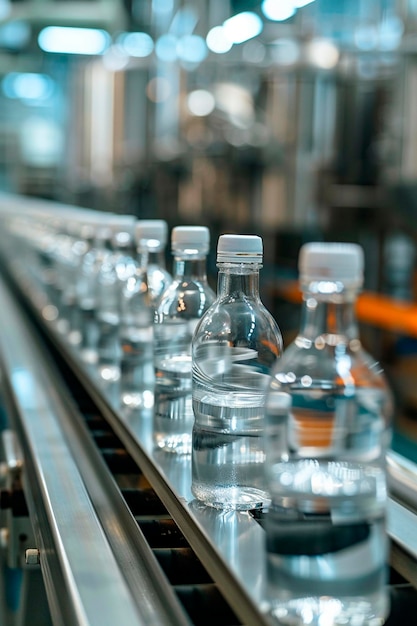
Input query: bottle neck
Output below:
<box><xmin>217</xmin><ymin>262</ymin><xmax>261</xmax><ymax>298</ymax></box>
<box><xmin>148</xmin><ymin>249</ymin><xmax>166</xmax><ymax>268</ymax></box>
<box><xmin>172</xmin><ymin>254</ymin><xmax>208</xmax><ymax>280</ymax></box>
<box><xmin>135</xmin><ymin>247</ymin><xmax>149</xmax><ymax>271</ymax></box>
<box><xmin>299</xmin><ymin>282</ymin><xmax>360</xmax><ymax>341</ymax></box>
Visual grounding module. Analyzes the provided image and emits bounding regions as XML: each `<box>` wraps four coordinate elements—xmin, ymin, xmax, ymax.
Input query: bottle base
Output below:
<box><xmin>191</xmin><ymin>484</ymin><xmax>269</xmax><ymax>511</ymax></box>
<box><xmin>153</xmin><ymin>392</ymin><xmax>194</xmax><ymax>455</ymax></box>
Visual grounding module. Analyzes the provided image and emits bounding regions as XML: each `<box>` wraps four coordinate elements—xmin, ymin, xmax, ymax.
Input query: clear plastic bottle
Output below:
<box><xmin>140</xmin><ymin>219</ymin><xmax>172</xmax><ymax>306</ymax></box>
<box><xmin>154</xmin><ymin>225</ymin><xmax>215</xmax><ymax>454</ymax></box>
<box><xmin>54</xmin><ymin>219</ymin><xmax>77</xmax><ymax>337</ymax></box>
<box><xmin>76</xmin><ymin>218</ymin><xmax>115</xmax><ymax>365</ymax></box>
<box><xmin>95</xmin><ymin>215</ymin><xmax>136</xmax><ymax>383</ymax></box>
<box><xmin>67</xmin><ymin>216</ymin><xmax>99</xmax><ymax>347</ymax></box>
<box><xmin>59</xmin><ymin>216</ymin><xmax>100</xmax><ymax>343</ymax></box>
<box><xmin>264</xmin><ymin>242</ymin><xmax>393</xmax><ymax>626</ymax></box>
<box><xmin>191</xmin><ymin>234</ymin><xmax>283</xmax><ymax>510</ymax></box>
<box><xmin>119</xmin><ymin>220</ymin><xmax>168</xmax><ymax>409</ymax></box>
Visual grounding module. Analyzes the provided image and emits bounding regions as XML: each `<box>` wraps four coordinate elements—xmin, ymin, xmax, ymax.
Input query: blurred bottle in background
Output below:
<box><xmin>77</xmin><ymin>217</ymin><xmax>116</xmax><ymax>367</ymax></box>
<box><xmin>141</xmin><ymin>219</ymin><xmax>172</xmax><ymax>306</ymax></box>
<box><xmin>61</xmin><ymin>215</ymin><xmax>102</xmax><ymax>346</ymax></box>
<box><xmin>153</xmin><ymin>225</ymin><xmax>215</xmax><ymax>454</ymax></box>
<box><xmin>96</xmin><ymin>215</ymin><xmax>136</xmax><ymax>385</ymax></box>
<box><xmin>264</xmin><ymin>242</ymin><xmax>393</xmax><ymax>626</ymax></box>
<box><xmin>119</xmin><ymin>220</ymin><xmax>169</xmax><ymax>410</ymax></box>
<box><xmin>67</xmin><ymin>215</ymin><xmax>100</xmax><ymax>347</ymax></box>
<box><xmin>191</xmin><ymin>234</ymin><xmax>283</xmax><ymax>510</ymax></box>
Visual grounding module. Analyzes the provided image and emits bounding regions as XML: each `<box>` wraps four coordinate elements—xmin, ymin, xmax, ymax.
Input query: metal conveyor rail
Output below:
<box><xmin>0</xmin><ymin>273</ymin><xmax>195</xmax><ymax>626</ymax></box>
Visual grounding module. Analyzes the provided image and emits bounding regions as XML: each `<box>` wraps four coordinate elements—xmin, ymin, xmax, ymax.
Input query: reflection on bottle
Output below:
<box><xmin>191</xmin><ymin>234</ymin><xmax>283</xmax><ymax>510</ymax></box>
<box><xmin>154</xmin><ymin>225</ymin><xmax>215</xmax><ymax>454</ymax></box>
<box><xmin>153</xmin><ymin>390</ymin><xmax>194</xmax><ymax>455</ymax></box>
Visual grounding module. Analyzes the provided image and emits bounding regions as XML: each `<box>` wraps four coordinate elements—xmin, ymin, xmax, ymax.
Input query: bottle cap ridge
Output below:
<box><xmin>217</xmin><ymin>234</ymin><xmax>263</xmax><ymax>263</ymax></box>
<box><xmin>299</xmin><ymin>242</ymin><xmax>364</xmax><ymax>286</ymax></box>
<box><xmin>172</xmin><ymin>226</ymin><xmax>210</xmax><ymax>254</ymax></box>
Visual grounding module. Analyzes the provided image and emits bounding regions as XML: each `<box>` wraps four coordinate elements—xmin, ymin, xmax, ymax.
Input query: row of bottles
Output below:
<box><xmin>0</xmin><ymin>203</ymin><xmax>393</xmax><ymax>626</ymax></box>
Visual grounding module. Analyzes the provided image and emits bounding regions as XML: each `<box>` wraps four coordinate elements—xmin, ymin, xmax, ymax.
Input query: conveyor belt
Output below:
<box><xmin>1</xmin><ymin>260</ymin><xmax>417</xmax><ymax>625</ymax></box>
<box><xmin>0</xmin><ymin>269</ymin><xmax>258</xmax><ymax>625</ymax></box>
<box><xmin>45</xmin><ymin>362</ymin><xmax>243</xmax><ymax>626</ymax></box>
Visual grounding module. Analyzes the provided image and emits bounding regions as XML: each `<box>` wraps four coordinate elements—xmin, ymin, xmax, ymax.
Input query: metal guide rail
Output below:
<box><xmin>0</xmin><ymin>272</ymin><xmax>268</xmax><ymax>625</ymax></box>
<box><xmin>1</xmin><ymin>255</ymin><xmax>417</xmax><ymax>624</ymax></box>
<box><xmin>0</xmin><ymin>273</ymin><xmax>195</xmax><ymax>626</ymax></box>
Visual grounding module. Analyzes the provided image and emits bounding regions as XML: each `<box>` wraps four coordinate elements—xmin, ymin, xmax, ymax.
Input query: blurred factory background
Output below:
<box><xmin>2</xmin><ymin>0</ymin><xmax>417</xmax><ymax>428</ymax></box>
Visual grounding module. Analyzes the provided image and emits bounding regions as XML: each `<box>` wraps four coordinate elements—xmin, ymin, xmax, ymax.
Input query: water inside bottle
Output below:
<box><xmin>191</xmin><ymin>344</ymin><xmax>271</xmax><ymax>509</ymax></box>
<box><xmin>153</xmin><ymin>319</ymin><xmax>196</xmax><ymax>454</ymax></box>
<box><xmin>120</xmin><ymin>326</ymin><xmax>154</xmax><ymax>409</ymax></box>
<box><xmin>265</xmin><ymin>461</ymin><xmax>388</xmax><ymax>626</ymax></box>
<box><xmin>264</xmin><ymin>385</ymin><xmax>390</xmax><ymax>625</ymax></box>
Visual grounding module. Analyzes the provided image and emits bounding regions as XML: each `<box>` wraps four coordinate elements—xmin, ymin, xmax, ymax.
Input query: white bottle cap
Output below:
<box><xmin>134</xmin><ymin>220</ymin><xmax>168</xmax><ymax>250</ymax></box>
<box><xmin>109</xmin><ymin>214</ymin><xmax>135</xmax><ymax>232</ymax></box>
<box><xmin>217</xmin><ymin>234</ymin><xmax>263</xmax><ymax>263</ymax></box>
<box><xmin>299</xmin><ymin>242</ymin><xmax>364</xmax><ymax>287</ymax></box>
<box><xmin>172</xmin><ymin>226</ymin><xmax>210</xmax><ymax>255</ymax></box>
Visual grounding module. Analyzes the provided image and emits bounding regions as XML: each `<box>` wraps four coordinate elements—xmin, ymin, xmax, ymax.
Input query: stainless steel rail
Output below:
<box><xmin>0</xmin><ymin>274</ymin><xmax>193</xmax><ymax>626</ymax></box>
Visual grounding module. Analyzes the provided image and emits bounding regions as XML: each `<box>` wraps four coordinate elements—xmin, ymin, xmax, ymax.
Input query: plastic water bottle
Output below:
<box><xmin>140</xmin><ymin>219</ymin><xmax>172</xmax><ymax>306</ymax></box>
<box><xmin>96</xmin><ymin>215</ymin><xmax>136</xmax><ymax>383</ymax></box>
<box><xmin>191</xmin><ymin>234</ymin><xmax>283</xmax><ymax>510</ymax></box>
<box><xmin>119</xmin><ymin>220</ymin><xmax>169</xmax><ymax>409</ymax></box>
<box><xmin>264</xmin><ymin>242</ymin><xmax>393</xmax><ymax>626</ymax></box>
<box><xmin>77</xmin><ymin>218</ymin><xmax>115</xmax><ymax>365</ymax></box>
<box><xmin>154</xmin><ymin>226</ymin><xmax>215</xmax><ymax>454</ymax></box>
<box><xmin>59</xmin><ymin>216</ymin><xmax>101</xmax><ymax>344</ymax></box>
<box><xmin>67</xmin><ymin>216</ymin><xmax>100</xmax><ymax>347</ymax></box>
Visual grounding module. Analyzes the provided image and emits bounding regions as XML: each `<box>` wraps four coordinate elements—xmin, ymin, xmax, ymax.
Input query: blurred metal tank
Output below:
<box><xmin>60</xmin><ymin>1</ymin><xmax>406</xmax><ymax>251</ymax></box>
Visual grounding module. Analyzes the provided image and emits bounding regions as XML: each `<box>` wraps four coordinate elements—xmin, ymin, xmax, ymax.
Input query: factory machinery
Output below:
<box><xmin>0</xmin><ymin>194</ymin><xmax>416</xmax><ymax>626</ymax></box>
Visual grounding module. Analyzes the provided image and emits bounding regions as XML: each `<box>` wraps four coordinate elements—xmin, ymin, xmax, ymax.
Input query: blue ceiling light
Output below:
<box><xmin>206</xmin><ymin>26</ymin><xmax>233</xmax><ymax>54</ymax></box>
<box><xmin>119</xmin><ymin>32</ymin><xmax>154</xmax><ymax>58</ymax></box>
<box><xmin>2</xmin><ymin>72</ymin><xmax>55</xmax><ymax>103</ymax></box>
<box><xmin>155</xmin><ymin>33</ymin><xmax>178</xmax><ymax>61</ymax></box>
<box><xmin>177</xmin><ymin>35</ymin><xmax>208</xmax><ymax>64</ymax></box>
<box><xmin>0</xmin><ymin>21</ymin><xmax>31</xmax><ymax>50</ymax></box>
<box><xmin>38</xmin><ymin>26</ymin><xmax>110</xmax><ymax>56</ymax></box>
<box><xmin>222</xmin><ymin>11</ymin><xmax>263</xmax><ymax>45</ymax></box>
<box><xmin>262</xmin><ymin>0</ymin><xmax>296</xmax><ymax>22</ymax></box>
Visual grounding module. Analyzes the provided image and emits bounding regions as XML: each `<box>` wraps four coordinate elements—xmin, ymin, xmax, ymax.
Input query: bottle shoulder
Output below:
<box><xmin>156</xmin><ymin>279</ymin><xmax>215</xmax><ymax>319</ymax></box>
<box><xmin>193</xmin><ymin>294</ymin><xmax>283</xmax><ymax>356</ymax></box>
<box><xmin>197</xmin><ymin>294</ymin><xmax>280</xmax><ymax>327</ymax></box>
<box><xmin>271</xmin><ymin>336</ymin><xmax>390</xmax><ymax>389</ymax></box>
